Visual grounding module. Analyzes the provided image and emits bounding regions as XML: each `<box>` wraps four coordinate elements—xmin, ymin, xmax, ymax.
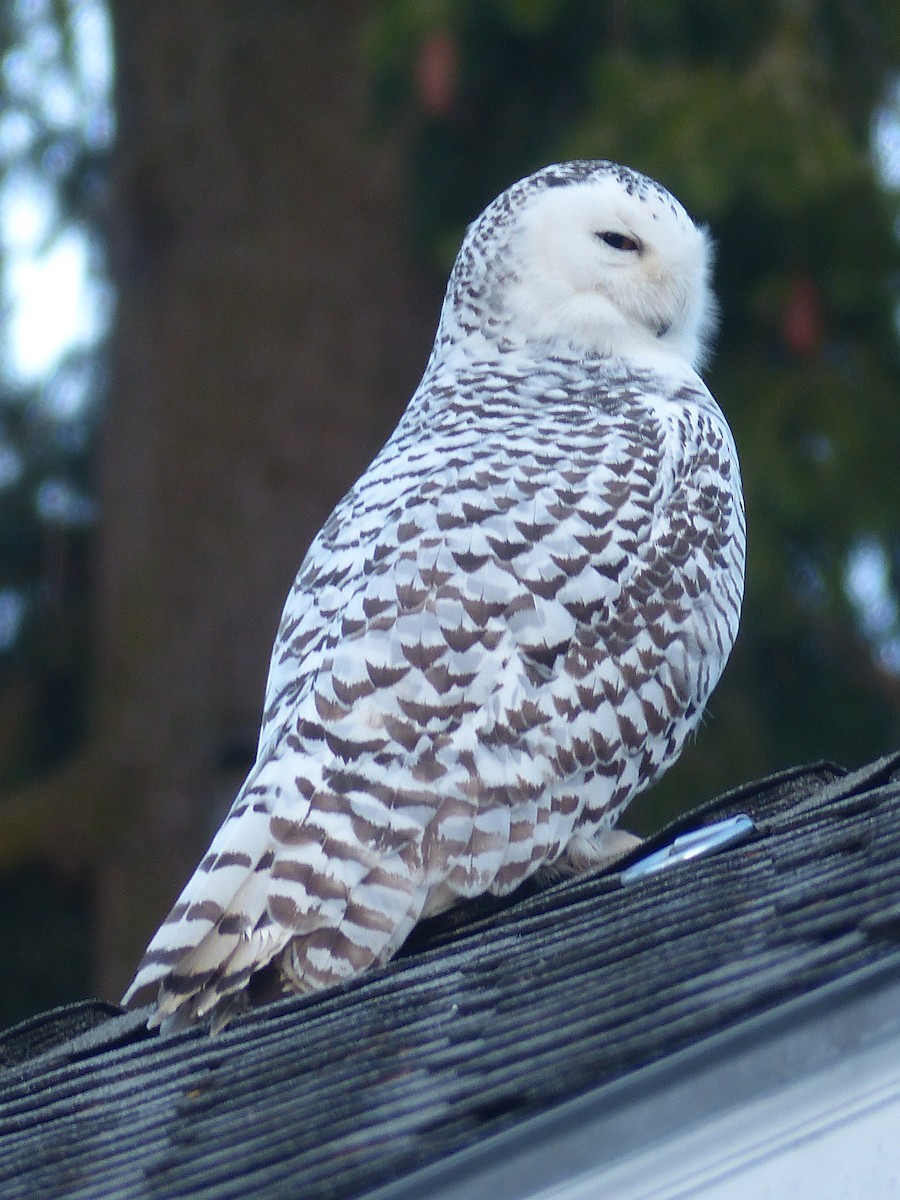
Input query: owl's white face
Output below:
<box><xmin>503</xmin><ymin>176</ymin><xmax>715</xmax><ymax>371</ymax></box>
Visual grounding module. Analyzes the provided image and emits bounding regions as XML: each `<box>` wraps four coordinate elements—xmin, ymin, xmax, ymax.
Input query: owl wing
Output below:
<box><xmin>122</xmin><ymin>378</ymin><xmax>743</xmax><ymax>1027</ymax></box>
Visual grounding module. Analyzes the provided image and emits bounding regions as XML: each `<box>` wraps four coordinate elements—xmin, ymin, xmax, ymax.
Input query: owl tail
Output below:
<box><xmin>120</xmin><ymin>758</ymin><xmax>296</xmax><ymax>1029</ymax></box>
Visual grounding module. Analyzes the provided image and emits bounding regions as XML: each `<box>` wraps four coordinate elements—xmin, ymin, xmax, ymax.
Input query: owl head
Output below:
<box><xmin>438</xmin><ymin>161</ymin><xmax>716</xmax><ymax>374</ymax></box>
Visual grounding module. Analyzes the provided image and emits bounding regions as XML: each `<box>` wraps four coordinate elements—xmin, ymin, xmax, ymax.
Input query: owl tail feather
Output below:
<box><xmin>121</xmin><ymin>759</ymin><xmax>297</xmax><ymax>1028</ymax></box>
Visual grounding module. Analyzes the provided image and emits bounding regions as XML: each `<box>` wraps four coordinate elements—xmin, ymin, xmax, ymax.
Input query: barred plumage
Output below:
<box><xmin>123</xmin><ymin>160</ymin><xmax>745</xmax><ymax>1029</ymax></box>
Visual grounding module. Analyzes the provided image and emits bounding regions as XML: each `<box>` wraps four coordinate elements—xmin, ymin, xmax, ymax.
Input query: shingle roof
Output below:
<box><xmin>2</xmin><ymin>752</ymin><xmax>900</xmax><ymax>1199</ymax></box>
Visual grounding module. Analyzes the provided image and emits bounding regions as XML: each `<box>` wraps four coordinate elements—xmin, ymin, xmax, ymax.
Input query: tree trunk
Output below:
<box><xmin>86</xmin><ymin>2</ymin><xmax>436</xmax><ymax>1000</ymax></box>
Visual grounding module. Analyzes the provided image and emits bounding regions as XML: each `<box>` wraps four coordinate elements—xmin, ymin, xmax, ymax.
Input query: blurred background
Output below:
<box><xmin>0</xmin><ymin>0</ymin><xmax>898</xmax><ymax>1026</ymax></box>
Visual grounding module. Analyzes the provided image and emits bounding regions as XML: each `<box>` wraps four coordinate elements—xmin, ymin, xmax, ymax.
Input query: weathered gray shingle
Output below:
<box><xmin>1</xmin><ymin>752</ymin><xmax>899</xmax><ymax>1199</ymax></box>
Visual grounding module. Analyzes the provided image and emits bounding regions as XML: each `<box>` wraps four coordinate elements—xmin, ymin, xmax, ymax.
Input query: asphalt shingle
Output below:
<box><xmin>1</xmin><ymin>752</ymin><xmax>899</xmax><ymax>1199</ymax></box>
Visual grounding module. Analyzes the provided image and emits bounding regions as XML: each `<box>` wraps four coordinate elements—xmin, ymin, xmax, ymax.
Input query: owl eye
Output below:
<box><xmin>597</xmin><ymin>231</ymin><xmax>642</xmax><ymax>253</ymax></box>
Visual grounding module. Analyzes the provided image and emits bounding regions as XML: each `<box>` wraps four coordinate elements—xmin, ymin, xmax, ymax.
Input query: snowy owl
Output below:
<box><xmin>123</xmin><ymin>160</ymin><xmax>745</xmax><ymax>1029</ymax></box>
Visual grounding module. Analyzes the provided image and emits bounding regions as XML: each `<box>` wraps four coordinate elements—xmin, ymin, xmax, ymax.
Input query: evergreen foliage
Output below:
<box><xmin>0</xmin><ymin>0</ymin><xmax>111</xmax><ymax>786</ymax></box>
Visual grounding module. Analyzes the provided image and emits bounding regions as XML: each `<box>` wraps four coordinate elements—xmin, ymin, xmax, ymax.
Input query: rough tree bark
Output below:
<box><xmin>1</xmin><ymin>3</ymin><xmax>437</xmax><ymax>1001</ymax></box>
